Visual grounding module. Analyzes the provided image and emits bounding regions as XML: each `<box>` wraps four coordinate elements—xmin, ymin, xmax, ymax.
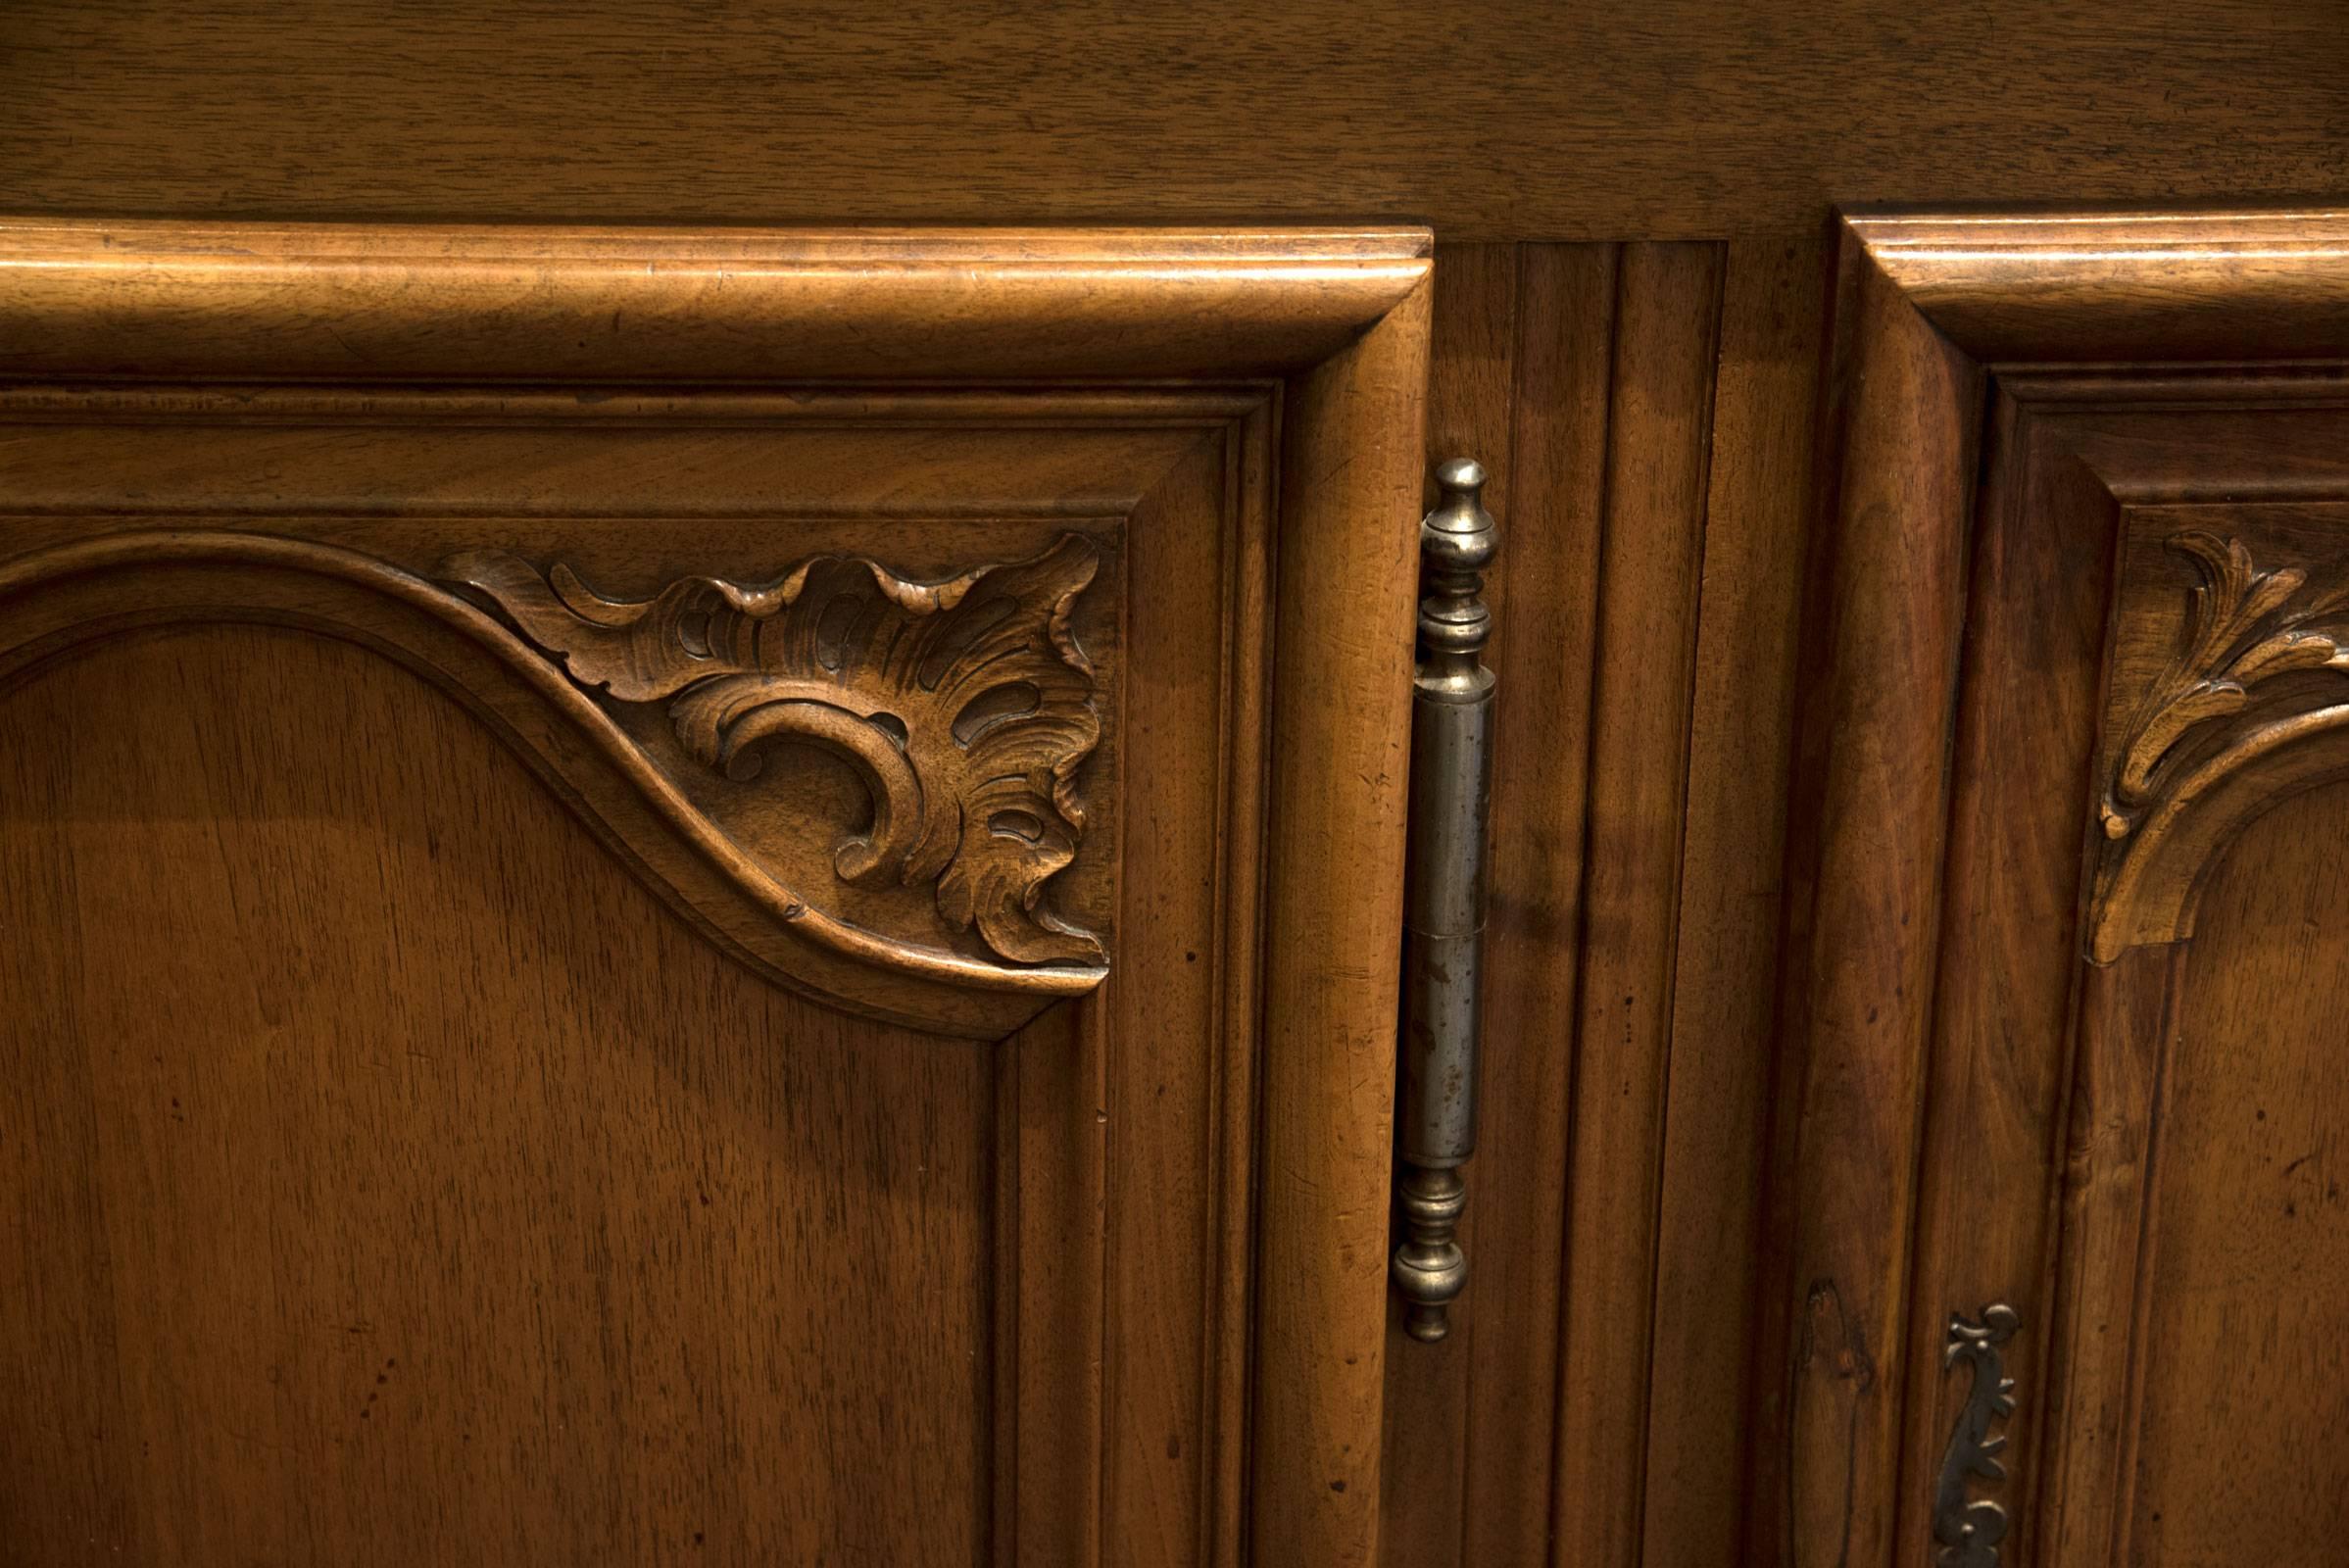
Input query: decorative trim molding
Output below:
<box><xmin>0</xmin><ymin>217</ymin><xmax>1432</xmax><ymax>383</ymax></box>
<box><xmin>2090</xmin><ymin>530</ymin><xmax>2349</xmax><ymax>959</ymax></box>
<box><xmin>1933</xmin><ymin>1303</ymin><xmax>2021</xmax><ymax>1568</ymax></box>
<box><xmin>2101</xmin><ymin>531</ymin><xmax>2349</xmax><ymax>842</ymax></box>
<box><xmin>447</xmin><ymin>535</ymin><xmax>1105</xmax><ymax>969</ymax></box>
<box><xmin>1775</xmin><ymin>207</ymin><xmax>2349</xmax><ymax>1568</ymax></box>
<box><xmin>0</xmin><ymin>528</ymin><xmax>1107</xmax><ymax>1039</ymax></box>
<box><xmin>0</xmin><ymin>216</ymin><xmax>1435</xmax><ymax>1557</ymax></box>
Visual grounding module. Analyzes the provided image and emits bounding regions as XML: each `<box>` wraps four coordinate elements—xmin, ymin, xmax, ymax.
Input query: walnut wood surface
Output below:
<box><xmin>1377</xmin><ymin>241</ymin><xmax>1622</xmax><ymax>1568</ymax></box>
<box><xmin>0</xmin><ymin>218</ymin><xmax>1430</xmax><ymax>382</ymax></box>
<box><xmin>0</xmin><ymin>220</ymin><xmax>1431</xmax><ymax>1566</ymax></box>
<box><xmin>12</xmin><ymin>60</ymin><xmax>2349</xmax><ymax>1558</ymax></box>
<box><xmin>1551</xmin><ymin>240</ymin><xmax>1725</xmax><ymax>1568</ymax></box>
<box><xmin>2121</xmin><ymin>797</ymin><xmax>2349</xmax><ymax>1565</ymax></box>
<box><xmin>1770</xmin><ymin>209</ymin><xmax>2349</xmax><ymax>1568</ymax></box>
<box><xmin>1374</xmin><ymin>243</ymin><xmax>1520</xmax><ymax>1565</ymax></box>
<box><xmin>1848</xmin><ymin>207</ymin><xmax>2349</xmax><ymax>363</ymax></box>
<box><xmin>1373</xmin><ymin>238</ymin><xmax>1824</xmax><ymax>1568</ymax></box>
<box><xmin>1757</xmin><ymin>225</ymin><xmax>1982</xmax><ymax>1568</ymax></box>
<box><xmin>1643</xmin><ymin>236</ymin><xmax>1826</xmax><ymax>1568</ymax></box>
<box><xmin>2</xmin><ymin>2</ymin><xmax>2341</xmax><ymax>239</ymax></box>
<box><xmin>0</xmin><ymin>627</ymin><xmax>1004</xmax><ymax>1562</ymax></box>
<box><xmin>1250</xmin><ymin>261</ymin><xmax>1429</xmax><ymax>1568</ymax></box>
<box><xmin>2036</xmin><ymin>788</ymin><xmax>2349</xmax><ymax>1568</ymax></box>
<box><xmin>1464</xmin><ymin>244</ymin><xmax>1615</xmax><ymax>1565</ymax></box>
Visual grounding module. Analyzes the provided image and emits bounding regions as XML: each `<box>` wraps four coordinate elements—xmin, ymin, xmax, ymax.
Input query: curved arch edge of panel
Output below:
<box><xmin>2089</xmin><ymin>704</ymin><xmax>2349</xmax><ymax>963</ymax></box>
<box><xmin>0</xmin><ymin>529</ymin><xmax>1107</xmax><ymax>1041</ymax></box>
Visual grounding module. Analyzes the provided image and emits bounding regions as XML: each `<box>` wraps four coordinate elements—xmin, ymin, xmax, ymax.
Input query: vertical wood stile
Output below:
<box><xmin>1252</xmin><ymin>275</ymin><xmax>1431</xmax><ymax>1568</ymax></box>
<box><xmin>1749</xmin><ymin>232</ymin><xmax>1982</xmax><ymax>1568</ymax></box>
<box><xmin>1549</xmin><ymin>241</ymin><xmax>1726</xmax><ymax>1568</ymax></box>
<box><xmin>1379</xmin><ymin>240</ymin><xmax>1521</xmax><ymax>1568</ymax></box>
<box><xmin>1641</xmin><ymin>235</ymin><xmax>1830</xmax><ymax>1568</ymax></box>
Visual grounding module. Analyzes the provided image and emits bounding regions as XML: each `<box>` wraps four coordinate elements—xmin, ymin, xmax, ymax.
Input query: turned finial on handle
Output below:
<box><xmin>1418</xmin><ymin>459</ymin><xmax>1496</xmax><ymax>665</ymax></box>
<box><xmin>1393</xmin><ymin>1165</ymin><xmax>1469</xmax><ymax>1342</ymax></box>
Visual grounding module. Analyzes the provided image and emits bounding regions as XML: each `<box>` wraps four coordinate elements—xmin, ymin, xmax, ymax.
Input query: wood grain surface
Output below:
<box><xmin>1249</xmin><ymin>263</ymin><xmax>1430</xmax><ymax>1568</ymax></box>
<box><xmin>1374</xmin><ymin>242</ymin><xmax>1518</xmax><ymax>1567</ymax></box>
<box><xmin>0</xmin><ymin>219</ymin><xmax>1434</xmax><ymax>1565</ymax></box>
<box><xmin>1550</xmin><ymin>239</ymin><xmax>1724</xmax><ymax>1568</ymax></box>
<box><xmin>1640</xmin><ymin>235</ymin><xmax>1824</xmax><ymax>1568</ymax></box>
<box><xmin>1455</xmin><ymin>243</ymin><xmax>1614</xmax><ymax>1567</ymax></box>
<box><xmin>2</xmin><ymin>2</ymin><xmax>2342</xmax><ymax>239</ymax></box>
<box><xmin>1374</xmin><ymin>238</ymin><xmax>1825</xmax><ymax>1568</ymax></box>
<box><xmin>0</xmin><ymin>217</ymin><xmax>1430</xmax><ymax>382</ymax></box>
<box><xmin>1767</xmin><ymin>209</ymin><xmax>2349</xmax><ymax>1568</ymax></box>
<box><xmin>0</xmin><ymin>628</ymin><xmax>1002</xmax><ymax>1562</ymax></box>
<box><xmin>11</xmin><ymin>60</ymin><xmax>2349</xmax><ymax>1550</ymax></box>
<box><xmin>2125</xmin><ymin>791</ymin><xmax>2349</xmax><ymax>1567</ymax></box>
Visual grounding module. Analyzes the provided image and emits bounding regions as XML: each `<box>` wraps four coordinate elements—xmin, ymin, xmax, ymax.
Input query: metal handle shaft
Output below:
<box><xmin>1391</xmin><ymin>457</ymin><xmax>1496</xmax><ymax>1343</ymax></box>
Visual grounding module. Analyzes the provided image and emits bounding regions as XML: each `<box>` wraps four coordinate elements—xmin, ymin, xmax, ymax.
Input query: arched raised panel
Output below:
<box><xmin>0</xmin><ymin>528</ymin><xmax>1111</xmax><ymax>1038</ymax></box>
<box><xmin>0</xmin><ymin>219</ymin><xmax>1434</xmax><ymax>1565</ymax></box>
<box><xmin>2046</xmin><ymin>777</ymin><xmax>2349</xmax><ymax>1568</ymax></box>
<box><xmin>1775</xmin><ymin>209</ymin><xmax>2349</xmax><ymax>1568</ymax></box>
<box><xmin>2089</xmin><ymin>517</ymin><xmax>2349</xmax><ymax>962</ymax></box>
<box><xmin>0</xmin><ymin>622</ymin><xmax>1008</xmax><ymax>1563</ymax></box>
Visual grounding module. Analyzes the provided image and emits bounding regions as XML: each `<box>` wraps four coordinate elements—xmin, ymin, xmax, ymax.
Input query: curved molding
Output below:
<box><xmin>2089</xmin><ymin>531</ymin><xmax>2349</xmax><ymax>959</ymax></box>
<box><xmin>2090</xmin><ymin>705</ymin><xmax>2349</xmax><ymax>960</ymax></box>
<box><xmin>1772</xmin><ymin>206</ymin><xmax>2349</xmax><ymax>1568</ymax></box>
<box><xmin>0</xmin><ymin>214</ymin><xmax>1435</xmax><ymax>1557</ymax></box>
<box><xmin>447</xmin><ymin>535</ymin><xmax>1105</xmax><ymax>969</ymax></box>
<box><xmin>2099</xmin><ymin>532</ymin><xmax>2349</xmax><ymax>836</ymax></box>
<box><xmin>0</xmin><ymin>529</ymin><xmax>1108</xmax><ymax>1038</ymax></box>
<box><xmin>1848</xmin><ymin>206</ymin><xmax>2349</xmax><ymax>364</ymax></box>
<box><xmin>0</xmin><ymin>217</ymin><xmax>1433</xmax><ymax>383</ymax></box>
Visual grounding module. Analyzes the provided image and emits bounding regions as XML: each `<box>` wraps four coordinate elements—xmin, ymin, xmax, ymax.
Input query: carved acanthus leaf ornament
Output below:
<box><xmin>2101</xmin><ymin>530</ymin><xmax>2349</xmax><ymax>842</ymax></box>
<box><xmin>447</xmin><ymin>534</ymin><xmax>1104</xmax><ymax>968</ymax></box>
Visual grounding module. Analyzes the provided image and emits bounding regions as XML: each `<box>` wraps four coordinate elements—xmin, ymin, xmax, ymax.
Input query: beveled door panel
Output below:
<box><xmin>2045</xmin><ymin>485</ymin><xmax>2349</xmax><ymax>1568</ymax></box>
<box><xmin>0</xmin><ymin>220</ymin><xmax>1434</xmax><ymax>1566</ymax></box>
<box><xmin>1770</xmin><ymin>208</ymin><xmax>2349</xmax><ymax>1568</ymax></box>
<box><xmin>1</xmin><ymin>625</ymin><xmax>1007</xmax><ymax>1561</ymax></box>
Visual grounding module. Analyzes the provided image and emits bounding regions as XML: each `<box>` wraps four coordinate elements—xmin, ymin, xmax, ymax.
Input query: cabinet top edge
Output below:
<box><xmin>0</xmin><ymin>217</ymin><xmax>1433</xmax><ymax>383</ymax></box>
<box><xmin>1836</xmin><ymin>201</ymin><xmax>2349</xmax><ymax>366</ymax></box>
<box><xmin>1846</xmin><ymin>202</ymin><xmax>2349</xmax><ymax>255</ymax></box>
<box><xmin>0</xmin><ymin>215</ymin><xmax>1432</xmax><ymax>267</ymax></box>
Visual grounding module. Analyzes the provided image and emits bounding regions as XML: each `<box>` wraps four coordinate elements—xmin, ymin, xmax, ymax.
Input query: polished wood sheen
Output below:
<box><xmin>1</xmin><ymin>3</ymin><xmax>2339</xmax><ymax>238</ymax></box>
<box><xmin>11</xmin><ymin>27</ymin><xmax>2349</xmax><ymax>1560</ymax></box>
<box><xmin>1373</xmin><ymin>236</ymin><xmax>1825</xmax><ymax>1568</ymax></box>
<box><xmin>2126</xmin><ymin>797</ymin><xmax>2349</xmax><ymax>1564</ymax></box>
<box><xmin>0</xmin><ymin>629</ymin><xmax>1001</xmax><ymax>1561</ymax></box>
<box><xmin>1768</xmin><ymin>207</ymin><xmax>2349</xmax><ymax>1568</ymax></box>
<box><xmin>0</xmin><ymin>220</ymin><xmax>1432</xmax><ymax>1566</ymax></box>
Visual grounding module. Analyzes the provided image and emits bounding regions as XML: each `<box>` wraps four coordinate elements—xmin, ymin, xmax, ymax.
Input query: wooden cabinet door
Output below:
<box><xmin>0</xmin><ymin>220</ymin><xmax>1432</xmax><ymax>1566</ymax></box>
<box><xmin>1770</xmin><ymin>208</ymin><xmax>2349</xmax><ymax>1568</ymax></box>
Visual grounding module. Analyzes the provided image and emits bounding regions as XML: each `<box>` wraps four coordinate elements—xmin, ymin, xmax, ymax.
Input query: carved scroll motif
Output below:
<box><xmin>1933</xmin><ymin>1302</ymin><xmax>2021</xmax><ymax>1568</ymax></box>
<box><xmin>2089</xmin><ymin>530</ymin><xmax>2349</xmax><ymax>956</ymax></box>
<box><xmin>2101</xmin><ymin>530</ymin><xmax>2349</xmax><ymax>842</ymax></box>
<box><xmin>446</xmin><ymin>534</ymin><xmax>1104</xmax><ymax>968</ymax></box>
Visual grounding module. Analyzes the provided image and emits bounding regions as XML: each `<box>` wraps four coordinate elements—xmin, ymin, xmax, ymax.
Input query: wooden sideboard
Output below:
<box><xmin>3</xmin><ymin>7</ymin><xmax>2347</xmax><ymax>1566</ymax></box>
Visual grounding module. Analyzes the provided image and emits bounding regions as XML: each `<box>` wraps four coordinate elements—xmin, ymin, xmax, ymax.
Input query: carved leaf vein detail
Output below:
<box><xmin>445</xmin><ymin>534</ymin><xmax>1104</xmax><ymax>968</ymax></box>
<box><xmin>2101</xmin><ymin>530</ymin><xmax>2349</xmax><ymax>841</ymax></box>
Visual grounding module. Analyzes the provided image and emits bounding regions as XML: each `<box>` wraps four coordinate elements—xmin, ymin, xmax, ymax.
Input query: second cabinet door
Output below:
<box><xmin>1775</xmin><ymin>207</ymin><xmax>2349</xmax><ymax>1568</ymax></box>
